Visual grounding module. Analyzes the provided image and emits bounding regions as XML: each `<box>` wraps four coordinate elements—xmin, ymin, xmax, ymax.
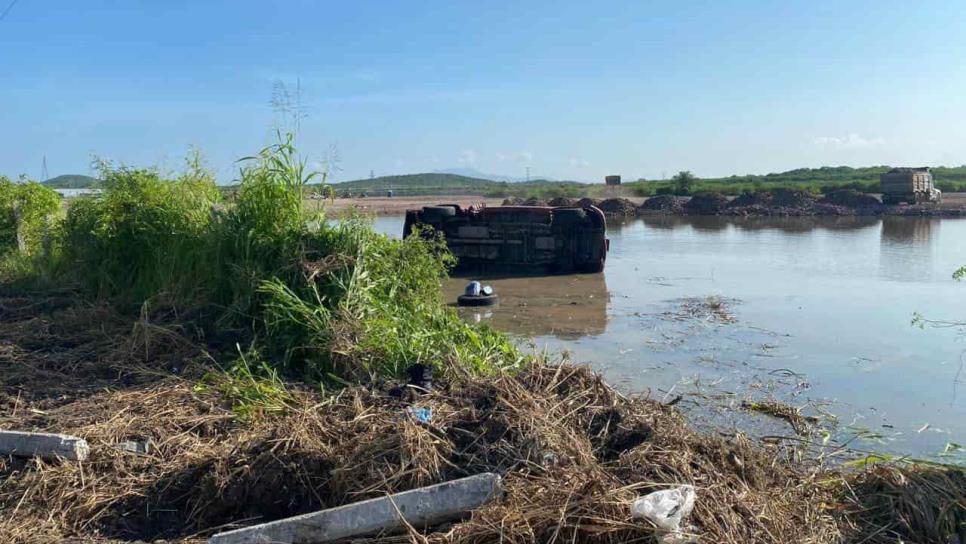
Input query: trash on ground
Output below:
<box><xmin>407</xmin><ymin>406</ymin><xmax>433</xmax><ymax>424</ymax></box>
<box><xmin>631</xmin><ymin>485</ymin><xmax>697</xmax><ymax>544</ymax></box>
<box><xmin>113</xmin><ymin>439</ymin><xmax>153</xmax><ymax>456</ymax></box>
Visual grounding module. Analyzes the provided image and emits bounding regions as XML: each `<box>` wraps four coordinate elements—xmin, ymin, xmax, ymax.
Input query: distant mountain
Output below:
<box><xmin>434</xmin><ymin>168</ymin><xmax>555</xmax><ymax>183</ymax></box>
<box><xmin>42</xmin><ymin>174</ymin><xmax>100</xmax><ymax>189</ymax></box>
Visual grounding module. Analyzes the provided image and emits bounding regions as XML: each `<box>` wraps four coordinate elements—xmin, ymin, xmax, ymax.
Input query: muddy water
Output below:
<box><xmin>369</xmin><ymin>215</ymin><xmax>966</xmax><ymax>461</ymax></box>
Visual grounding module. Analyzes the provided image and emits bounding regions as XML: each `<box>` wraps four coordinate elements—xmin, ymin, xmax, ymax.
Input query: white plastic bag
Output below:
<box><xmin>630</xmin><ymin>485</ymin><xmax>696</xmax><ymax>544</ymax></box>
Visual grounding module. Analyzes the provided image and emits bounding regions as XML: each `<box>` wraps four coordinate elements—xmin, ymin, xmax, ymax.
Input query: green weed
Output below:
<box><xmin>198</xmin><ymin>345</ymin><xmax>294</xmax><ymax>421</ymax></box>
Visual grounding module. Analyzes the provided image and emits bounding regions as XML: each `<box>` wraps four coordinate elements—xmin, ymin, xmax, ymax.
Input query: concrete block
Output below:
<box><xmin>0</xmin><ymin>430</ymin><xmax>89</xmax><ymax>461</ymax></box>
<box><xmin>208</xmin><ymin>472</ymin><xmax>503</xmax><ymax>544</ymax></box>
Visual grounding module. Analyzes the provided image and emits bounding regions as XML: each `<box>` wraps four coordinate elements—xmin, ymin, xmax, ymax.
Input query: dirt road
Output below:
<box><xmin>321</xmin><ymin>195</ymin><xmax>505</xmax><ymax>217</ymax></box>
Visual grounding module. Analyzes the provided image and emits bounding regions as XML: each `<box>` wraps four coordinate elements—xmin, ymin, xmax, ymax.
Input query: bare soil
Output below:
<box><xmin>321</xmin><ymin>195</ymin><xmax>506</xmax><ymax>217</ymax></box>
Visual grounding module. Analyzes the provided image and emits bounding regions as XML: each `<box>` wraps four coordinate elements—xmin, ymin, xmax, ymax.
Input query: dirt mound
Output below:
<box><xmin>684</xmin><ymin>192</ymin><xmax>730</xmax><ymax>215</ymax></box>
<box><xmin>522</xmin><ymin>197</ymin><xmax>546</xmax><ymax>206</ymax></box>
<box><xmin>639</xmin><ymin>195</ymin><xmax>686</xmax><ymax>213</ymax></box>
<box><xmin>728</xmin><ymin>191</ymin><xmax>773</xmax><ymax>207</ymax></box>
<box><xmin>770</xmin><ymin>188</ymin><xmax>817</xmax><ymax>207</ymax></box>
<box><xmin>501</xmin><ymin>197</ymin><xmax>524</xmax><ymax>205</ymax></box>
<box><xmin>547</xmin><ymin>196</ymin><xmax>578</xmax><ymax>207</ymax></box>
<box><xmin>820</xmin><ymin>189</ymin><xmax>882</xmax><ymax>208</ymax></box>
<box><xmin>597</xmin><ymin>197</ymin><xmax>637</xmax><ymax>216</ymax></box>
<box><xmin>577</xmin><ymin>197</ymin><xmax>602</xmax><ymax>208</ymax></box>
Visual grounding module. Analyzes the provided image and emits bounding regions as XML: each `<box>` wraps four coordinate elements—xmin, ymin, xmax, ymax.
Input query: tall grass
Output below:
<box><xmin>10</xmin><ymin>134</ymin><xmax>524</xmax><ymax>383</ymax></box>
<box><xmin>60</xmin><ymin>159</ymin><xmax>219</xmax><ymax>305</ymax></box>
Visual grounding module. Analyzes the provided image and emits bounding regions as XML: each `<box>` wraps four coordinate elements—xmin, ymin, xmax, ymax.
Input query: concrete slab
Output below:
<box><xmin>0</xmin><ymin>430</ymin><xmax>89</xmax><ymax>461</ymax></box>
<box><xmin>208</xmin><ymin>472</ymin><xmax>502</xmax><ymax>544</ymax></box>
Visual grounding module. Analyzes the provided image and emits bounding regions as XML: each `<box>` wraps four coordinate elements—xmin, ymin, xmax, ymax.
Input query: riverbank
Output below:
<box><xmin>320</xmin><ymin>192</ymin><xmax>966</xmax><ymax>219</ymax></box>
<box><xmin>508</xmin><ymin>191</ymin><xmax>966</xmax><ymax>218</ymax></box>
<box><xmin>0</xmin><ymin>292</ymin><xmax>963</xmax><ymax>543</ymax></box>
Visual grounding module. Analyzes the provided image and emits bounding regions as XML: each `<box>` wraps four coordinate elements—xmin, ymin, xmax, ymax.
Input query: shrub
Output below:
<box><xmin>0</xmin><ymin>177</ymin><xmax>61</xmax><ymax>256</ymax></box>
<box><xmin>260</xmin><ymin>220</ymin><xmax>522</xmax><ymax>381</ymax></box>
<box><xmin>61</xmin><ymin>162</ymin><xmax>220</xmax><ymax>304</ymax></box>
<box><xmin>18</xmin><ymin>135</ymin><xmax>526</xmax><ymax>384</ymax></box>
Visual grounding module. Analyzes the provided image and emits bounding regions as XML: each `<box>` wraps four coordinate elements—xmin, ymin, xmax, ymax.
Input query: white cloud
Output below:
<box><xmin>458</xmin><ymin>149</ymin><xmax>477</xmax><ymax>166</ymax></box>
<box><xmin>497</xmin><ymin>151</ymin><xmax>533</xmax><ymax>164</ymax></box>
<box><xmin>812</xmin><ymin>133</ymin><xmax>886</xmax><ymax>150</ymax></box>
<box><xmin>568</xmin><ymin>157</ymin><xmax>590</xmax><ymax>168</ymax></box>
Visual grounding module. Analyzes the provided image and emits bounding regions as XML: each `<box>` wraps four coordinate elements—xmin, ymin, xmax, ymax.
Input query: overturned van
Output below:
<box><xmin>403</xmin><ymin>204</ymin><xmax>608</xmax><ymax>274</ymax></box>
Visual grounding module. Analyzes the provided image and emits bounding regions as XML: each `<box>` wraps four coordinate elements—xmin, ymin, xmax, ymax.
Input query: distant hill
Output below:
<box><xmin>433</xmin><ymin>168</ymin><xmax>556</xmax><ymax>183</ymax></box>
<box><xmin>330</xmin><ymin>173</ymin><xmax>501</xmax><ymax>196</ymax></box>
<box><xmin>328</xmin><ymin>172</ymin><xmax>589</xmax><ymax>197</ymax></box>
<box><xmin>42</xmin><ymin>174</ymin><xmax>100</xmax><ymax>189</ymax></box>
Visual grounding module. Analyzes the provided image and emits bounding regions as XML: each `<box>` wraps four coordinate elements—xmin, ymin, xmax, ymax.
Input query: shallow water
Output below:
<box><xmin>369</xmin><ymin>214</ymin><xmax>966</xmax><ymax>461</ymax></box>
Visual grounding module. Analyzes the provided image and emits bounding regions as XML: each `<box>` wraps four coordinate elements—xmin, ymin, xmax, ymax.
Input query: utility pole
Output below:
<box><xmin>370</xmin><ymin>169</ymin><xmax>374</xmax><ymax>180</ymax></box>
<box><xmin>525</xmin><ymin>166</ymin><xmax>530</xmax><ymax>182</ymax></box>
<box><xmin>42</xmin><ymin>155</ymin><xmax>48</xmax><ymax>181</ymax></box>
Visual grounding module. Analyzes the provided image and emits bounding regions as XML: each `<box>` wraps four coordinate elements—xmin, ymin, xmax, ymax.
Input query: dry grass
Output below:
<box><xmin>0</xmin><ymin>295</ymin><xmax>962</xmax><ymax>543</ymax></box>
<box><xmin>838</xmin><ymin>464</ymin><xmax>966</xmax><ymax>543</ymax></box>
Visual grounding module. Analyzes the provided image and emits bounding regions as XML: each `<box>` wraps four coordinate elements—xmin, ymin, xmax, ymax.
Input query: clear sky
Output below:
<box><xmin>2</xmin><ymin>0</ymin><xmax>965</xmax><ymax>183</ymax></box>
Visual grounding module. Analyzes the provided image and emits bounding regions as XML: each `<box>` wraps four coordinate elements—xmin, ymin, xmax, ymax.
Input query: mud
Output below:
<box><xmin>444</xmin><ymin>273</ymin><xmax>608</xmax><ymax>339</ymax></box>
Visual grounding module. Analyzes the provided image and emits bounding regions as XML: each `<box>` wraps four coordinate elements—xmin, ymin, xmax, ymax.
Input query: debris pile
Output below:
<box><xmin>684</xmin><ymin>192</ymin><xmax>730</xmax><ymax>215</ymax></box>
<box><xmin>820</xmin><ymin>189</ymin><xmax>882</xmax><ymax>209</ymax></box>
<box><xmin>597</xmin><ymin>197</ymin><xmax>638</xmax><ymax>216</ymax></box>
<box><xmin>0</xmin><ymin>296</ymin><xmax>963</xmax><ymax>544</ymax></box>
<box><xmin>639</xmin><ymin>195</ymin><xmax>686</xmax><ymax>214</ymax></box>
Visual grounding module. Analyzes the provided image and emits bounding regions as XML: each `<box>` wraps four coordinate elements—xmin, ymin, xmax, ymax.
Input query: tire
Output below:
<box><xmin>457</xmin><ymin>294</ymin><xmax>499</xmax><ymax>307</ymax></box>
<box><xmin>421</xmin><ymin>206</ymin><xmax>457</xmax><ymax>221</ymax></box>
<box><xmin>552</xmin><ymin>208</ymin><xmax>587</xmax><ymax>227</ymax></box>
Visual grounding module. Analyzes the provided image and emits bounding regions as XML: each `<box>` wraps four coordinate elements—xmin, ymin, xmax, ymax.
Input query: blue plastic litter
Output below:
<box><xmin>407</xmin><ymin>406</ymin><xmax>433</xmax><ymax>424</ymax></box>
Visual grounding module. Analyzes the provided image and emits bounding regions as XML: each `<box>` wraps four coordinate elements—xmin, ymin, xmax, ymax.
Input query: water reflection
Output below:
<box><xmin>368</xmin><ymin>213</ymin><xmax>966</xmax><ymax>460</ymax></box>
<box><xmin>444</xmin><ymin>272</ymin><xmax>609</xmax><ymax>339</ymax></box>
<box><xmin>638</xmin><ymin>215</ymin><xmax>691</xmax><ymax>230</ymax></box>
<box><xmin>688</xmin><ymin>216</ymin><xmax>731</xmax><ymax>232</ymax></box>
<box><xmin>879</xmin><ymin>217</ymin><xmax>939</xmax><ymax>282</ymax></box>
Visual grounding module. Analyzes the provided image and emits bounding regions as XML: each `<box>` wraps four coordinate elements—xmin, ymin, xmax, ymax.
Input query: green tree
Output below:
<box><xmin>672</xmin><ymin>171</ymin><xmax>696</xmax><ymax>195</ymax></box>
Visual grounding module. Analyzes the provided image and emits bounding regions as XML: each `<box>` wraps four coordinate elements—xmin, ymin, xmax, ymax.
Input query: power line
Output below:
<box><xmin>0</xmin><ymin>0</ymin><xmax>20</xmax><ymax>21</ymax></box>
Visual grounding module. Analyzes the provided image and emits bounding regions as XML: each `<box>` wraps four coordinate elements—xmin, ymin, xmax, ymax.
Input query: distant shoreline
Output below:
<box><xmin>321</xmin><ymin>193</ymin><xmax>966</xmax><ymax>218</ymax></box>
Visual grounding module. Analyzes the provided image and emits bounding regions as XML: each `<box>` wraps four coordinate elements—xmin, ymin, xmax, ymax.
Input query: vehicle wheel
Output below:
<box><xmin>457</xmin><ymin>294</ymin><xmax>499</xmax><ymax>307</ymax></box>
<box><xmin>552</xmin><ymin>208</ymin><xmax>587</xmax><ymax>226</ymax></box>
<box><xmin>422</xmin><ymin>206</ymin><xmax>457</xmax><ymax>221</ymax></box>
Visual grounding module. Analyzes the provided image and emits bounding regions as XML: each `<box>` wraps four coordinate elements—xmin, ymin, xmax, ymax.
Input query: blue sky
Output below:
<box><xmin>2</xmin><ymin>0</ymin><xmax>965</xmax><ymax>183</ymax></box>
